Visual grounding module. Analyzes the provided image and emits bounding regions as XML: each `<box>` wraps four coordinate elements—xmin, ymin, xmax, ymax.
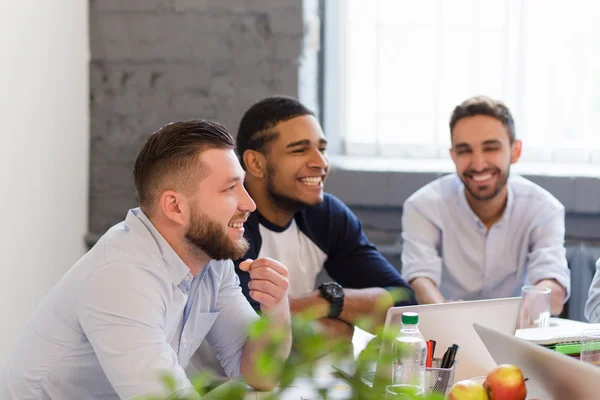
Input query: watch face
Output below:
<box><xmin>327</xmin><ymin>284</ymin><xmax>343</xmax><ymax>298</ymax></box>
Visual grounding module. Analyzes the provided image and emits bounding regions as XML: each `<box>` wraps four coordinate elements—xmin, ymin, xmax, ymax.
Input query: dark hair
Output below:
<box><xmin>236</xmin><ymin>96</ymin><xmax>315</xmax><ymax>169</ymax></box>
<box><xmin>133</xmin><ymin>119</ymin><xmax>235</xmax><ymax>212</ymax></box>
<box><xmin>449</xmin><ymin>95</ymin><xmax>516</xmax><ymax>143</ymax></box>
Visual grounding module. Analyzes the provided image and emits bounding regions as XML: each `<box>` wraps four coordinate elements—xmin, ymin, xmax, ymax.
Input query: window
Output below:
<box><xmin>325</xmin><ymin>0</ymin><xmax>600</xmax><ymax>164</ymax></box>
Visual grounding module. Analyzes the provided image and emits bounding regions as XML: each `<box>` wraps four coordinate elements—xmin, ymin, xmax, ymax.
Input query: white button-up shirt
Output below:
<box><xmin>401</xmin><ymin>174</ymin><xmax>571</xmax><ymax>301</ymax></box>
<box><xmin>1</xmin><ymin>208</ymin><xmax>259</xmax><ymax>399</ymax></box>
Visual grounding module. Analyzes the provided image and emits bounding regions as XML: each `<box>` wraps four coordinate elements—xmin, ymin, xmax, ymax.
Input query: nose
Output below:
<box><xmin>239</xmin><ymin>186</ymin><xmax>256</xmax><ymax>213</ymax></box>
<box><xmin>307</xmin><ymin>148</ymin><xmax>328</xmax><ymax>170</ymax></box>
<box><xmin>470</xmin><ymin>149</ymin><xmax>487</xmax><ymax>171</ymax></box>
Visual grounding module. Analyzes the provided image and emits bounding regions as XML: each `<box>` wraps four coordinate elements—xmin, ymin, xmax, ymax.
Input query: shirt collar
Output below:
<box><xmin>128</xmin><ymin>208</ymin><xmax>191</xmax><ymax>286</ymax></box>
<box><xmin>457</xmin><ymin>178</ymin><xmax>514</xmax><ymax>229</ymax></box>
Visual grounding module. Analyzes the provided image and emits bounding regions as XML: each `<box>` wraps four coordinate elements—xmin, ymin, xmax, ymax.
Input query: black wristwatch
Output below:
<box><xmin>318</xmin><ymin>282</ymin><xmax>344</xmax><ymax>319</ymax></box>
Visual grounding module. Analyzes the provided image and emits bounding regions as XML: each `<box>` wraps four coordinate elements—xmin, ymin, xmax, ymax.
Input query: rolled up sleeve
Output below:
<box><xmin>76</xmin><ymin>263</ymin><xmax>198</xmax><ymax>400</ymax></box>
<box><xmin>205</xmin><ymin>261</ymin><xmax>259</xmax><ymax>379</ymax></box>
<box><xmin>526</xmin><ymin>208</ymin><xmax>571</xmax><ymax>301</ymax></box>
<box><xmin>401</xmin><ymin>202</ymin><xmax>444</xmax><ymax>286</ymax></box>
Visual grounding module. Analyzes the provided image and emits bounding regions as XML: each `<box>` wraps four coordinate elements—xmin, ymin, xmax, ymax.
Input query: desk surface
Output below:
<box><xmin>206</xmin><ymin>318</ymin><xmax>591</xmax><ymax>400</ymax></box>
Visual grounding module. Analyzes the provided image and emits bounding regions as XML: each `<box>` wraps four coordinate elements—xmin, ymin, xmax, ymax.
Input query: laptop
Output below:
<box><xmin>333</xmin><ymin>297</ymin><xmax>522</xmax><ymax>386</ymax></box>
<box><xmin>474</xmin><ymin>323</ymin><xmax>600</xmax><ymax>399</ymax></box>
<box><xmin>376</xmin><ymin>297</ymin><xmax>522</xmax><ymax>382</ymax></box>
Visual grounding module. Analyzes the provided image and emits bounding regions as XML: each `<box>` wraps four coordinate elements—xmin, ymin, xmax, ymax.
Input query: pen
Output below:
<box><xmin>441</xmin><ymin>344</ymin><xmax>459</xmax><ymax>368</ymax></box>
<box><xmin>440</xmin><ymin>346</ymin><xmax>451</xmax><ymax>368</ymax></box>
<box><xmin>447</xmin><ymin>344</ymin><xmax>459</xmax><ymax>368</ymax></box>
<box><xmin>430</xmin><ymin>340</ymin><xmax>437</xmax><ymax>358</ymax></box>
<box><xmin>426</xmin><ymin>341</ymin><xmax>434</xmax><ymax>368</ymax></box>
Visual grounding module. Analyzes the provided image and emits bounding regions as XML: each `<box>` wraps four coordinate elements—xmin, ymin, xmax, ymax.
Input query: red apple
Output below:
<box><xmin>484</xmin><ymin>364</ymin><xmax>527</xmax><ymax>400</ymax></box>
<box><xmin>448</xmin><ymin>379</ymin><xmax>489</xmax><ymax>400</ymax></box>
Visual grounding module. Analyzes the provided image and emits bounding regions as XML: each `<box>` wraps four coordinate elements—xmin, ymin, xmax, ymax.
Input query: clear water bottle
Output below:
<box><xmin>391</xmin><ymin>312</ymin><xmax>426</xmax><ymax>393</ymax></box>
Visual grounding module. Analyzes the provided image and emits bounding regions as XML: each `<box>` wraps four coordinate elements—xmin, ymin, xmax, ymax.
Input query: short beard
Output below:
<box><xmin>461</xmin><ymin>166</ymin><xmax>510</xmax><ymax>201</ymax></box>
<box><xmin>185</xmin><ymin>209</ymin><xmax>249</xmax><ymax>261</ymax></box>
<box><xmin>265</xmin><ymin>164</ymin><xmax>316</xmax><ymax>213</ymax></box>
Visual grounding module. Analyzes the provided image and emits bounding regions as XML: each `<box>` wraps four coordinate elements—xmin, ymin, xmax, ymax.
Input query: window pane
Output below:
<box><xmin>340</xmin><ymin>0</ymin><xmax>600</xmax><ymax>164</ymax></box>
<box><xmin>346</xmin><ymin>0</ymin><xmax>377</xmax><ymax>146</ymax></box>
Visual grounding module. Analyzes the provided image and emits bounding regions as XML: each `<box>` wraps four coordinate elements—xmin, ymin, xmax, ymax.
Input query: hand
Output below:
<box><xmin>314</xmin><ymin>318</ymin><xmax>354</xmax><ymax>343</ymax></box>
<box><xmin>239</xmin><ymin>258</ymin><xmax>289</xmax><ymax>314</ymax></box>
<box><xmin>534</xmin><ymin>279</ymin><xmax>566</xmax><ymax>316</ymax></box>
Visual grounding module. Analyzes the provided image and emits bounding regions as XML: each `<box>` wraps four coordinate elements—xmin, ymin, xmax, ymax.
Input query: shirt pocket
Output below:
<box><xmin>188</xmin><ymin>311</ymin><xmax>220</xmax><ymax>354</ymax></box>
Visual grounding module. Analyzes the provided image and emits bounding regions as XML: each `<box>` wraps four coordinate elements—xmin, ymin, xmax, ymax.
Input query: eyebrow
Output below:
<box><xmin>453</xmin><ymin>143</ymin><xmax>471</xmax><ymax>151</ymax></box>
<box><xmin>223</xmin><ymin>174</ymin><xmax>244</xmax><ymax>186</ymax></box>
<box><xmin>454</xmin><ymin>139</ymin><xmax>502</xmax><ymax>150</ymax></box>
<box><xmin>286</xmin><ymin>138</ymin><xmax>328</xmax><ymax>148</ymax></box>
<box><xmin>482</xmin><ymin>139</ymin><xmax>502</xmax><ymax>146</ymax></box>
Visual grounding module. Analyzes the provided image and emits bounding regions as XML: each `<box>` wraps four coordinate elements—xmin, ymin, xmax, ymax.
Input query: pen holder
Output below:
<box><xmin>424</xmin><ymin>358</ymin><xmax>456</xmax><ymax>396</ymax></box>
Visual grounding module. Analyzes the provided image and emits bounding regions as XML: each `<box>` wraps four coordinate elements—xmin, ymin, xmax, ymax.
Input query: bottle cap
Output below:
<box><xmin>402</xmin><ymin>312</ymin><xmax>418</xmax><ymax>324</ymax></box>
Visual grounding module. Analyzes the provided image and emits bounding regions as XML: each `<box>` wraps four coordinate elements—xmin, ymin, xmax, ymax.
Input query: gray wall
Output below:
<box><xmin>89</xmin><ymin>0</ymin><xmax>307</xmax><ymax>237</ymax></box>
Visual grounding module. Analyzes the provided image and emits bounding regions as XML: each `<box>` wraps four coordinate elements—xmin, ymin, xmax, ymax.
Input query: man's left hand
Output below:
<box><xmin>534</xmin><ymin>279</ymin><xmax>566</xmax><ymax>316</ymax></box>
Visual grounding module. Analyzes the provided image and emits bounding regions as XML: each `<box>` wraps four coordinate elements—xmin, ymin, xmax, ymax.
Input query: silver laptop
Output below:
<box><xmin>375</xmin><ymin>297</ymin><xmax>522</xmax><ymax>382</ymax></box>
<box><xmin>474</xmin><ymin>323</ymin><xmax>600</xmax><ymax>399</ymax></box>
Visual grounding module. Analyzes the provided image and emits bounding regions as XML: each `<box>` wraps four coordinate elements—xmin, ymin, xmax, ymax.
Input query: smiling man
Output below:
<box><xmin>2</xmin><ymin>120</ymin><xmax>291</xmax><ymax>399</ymax></box>
<box><xmin>233</xmin><ymin>96</ymin><xmax>415</xmax><ymax>337</ymax></box>
<box><xmin>401</xmin><ymin>96</ymin><xmax>570</xmax><ymax>315</ymax></box>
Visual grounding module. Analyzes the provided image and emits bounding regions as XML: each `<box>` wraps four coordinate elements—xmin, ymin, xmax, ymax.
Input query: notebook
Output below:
<box><xmin>515</xmin><ymin>322</ymin><xmax>600</xmax><ymax>345</ymax></box>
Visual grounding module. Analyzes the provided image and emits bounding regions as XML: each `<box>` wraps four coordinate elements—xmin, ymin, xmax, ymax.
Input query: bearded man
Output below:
<box><xmin>232</xmin><ymin>96</ymin><xmax>415</xmax><ymax>338</ymax></box>
<box><xmin>1</xmin><ymin>120</ymin><xmax>291</xmax><ymax>399</ymax></box>
<box><xmin>401</xmin><ymin>95</ymin><xmax>570</xmax><ymax>315</ymax></box>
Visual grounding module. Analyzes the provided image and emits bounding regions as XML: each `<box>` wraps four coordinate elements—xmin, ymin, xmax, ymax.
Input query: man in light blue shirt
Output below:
<box><xmin>585</xmin><ymin>261</ymin><xmax>600</xmax><ymax>322</ymax></box>
<box><xmin>1</xmin><ymin>120</ymin><xmax>292</xmax><ymax>399</ymax></box>
<box><xmin>401</xmin><ymin>96</ymin><xmax>570</xmax><ymax>315</ymax></box>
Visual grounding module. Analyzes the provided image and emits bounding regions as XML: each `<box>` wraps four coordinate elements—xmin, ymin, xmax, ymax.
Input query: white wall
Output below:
<box><xmin>0</xmin><ymin>2</ymin><xmax>89</xmax><ymax>362</ymax></box>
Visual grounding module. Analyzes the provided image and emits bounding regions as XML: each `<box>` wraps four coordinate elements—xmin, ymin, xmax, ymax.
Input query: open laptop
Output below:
<box><xmin>474</xmin><ymin>323</ymin><xmax>600</xmax><ymax>399</ymax></box>
<box><xmin>376</xmin><ymin>297</ymin><xmax>522</xmax><ymax>382</ymax></box>
<box><xmin>333</xmin><ymin>297</ymin><xmax>521</xmax><ymax>386</ymax></box>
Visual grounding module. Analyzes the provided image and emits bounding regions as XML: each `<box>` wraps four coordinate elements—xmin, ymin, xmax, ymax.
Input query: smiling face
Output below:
<box><xmin>184</xmin><ymin>148</ymin><xmax>256</xmax><ymax>260</ymax></box>
<box><xmin>450</xmin><ymin>115</ymin><xmax>522</xmax><ymax>202</ymax></box>
<box><xmin>262</xmin><ymin>115</ymin><xmax>329</xmax><ymax>212</ymax></box>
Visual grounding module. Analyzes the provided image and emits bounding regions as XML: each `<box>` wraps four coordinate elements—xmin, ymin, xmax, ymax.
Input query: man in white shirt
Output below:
<box><xmin>1</xmin><ymin>120</ymin><xmax>291</xmax><ymax>399</ymax></box>
<box><xmin>401</xmin><ymin>96</ymin><xmax>570</xmax><ymax>315</ymax></box>
<box><xmin>585</xmin><ymin>260</ymin><xmax>600</xmax><ymax>322</ymax></box>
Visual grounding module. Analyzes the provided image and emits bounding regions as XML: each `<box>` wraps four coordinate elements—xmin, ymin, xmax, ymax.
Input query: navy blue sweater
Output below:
<box><xmin>234</xmin><ymin>193</ymin><xmax>416</xmax><ymax>310</ymax></box>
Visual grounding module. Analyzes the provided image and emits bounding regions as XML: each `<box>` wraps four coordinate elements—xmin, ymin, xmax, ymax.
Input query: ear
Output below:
<box><xmin>510</xmin><ymin>139</ymin><xmax>522</xmax><ymax>164</ymax></box>
<box><xmin>243</xmin><ymin>150</ymin><xmax>267</xmax><ymax>179</ymax></box>
<box><xmin>158</xmin><ymin>190</ymin><xmax>188</xmax><ymax>227</ymax></box>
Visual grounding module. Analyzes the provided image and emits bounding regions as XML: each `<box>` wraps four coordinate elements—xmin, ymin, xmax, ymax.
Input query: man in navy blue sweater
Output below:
<box><xmin>234</xmin><ymin>96</ymin><xmax>416</xmax><ymax>338</ymax></box>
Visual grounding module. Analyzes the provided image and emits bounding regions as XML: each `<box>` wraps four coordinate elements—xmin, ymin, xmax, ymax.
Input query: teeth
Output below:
<box><xmin>300</xmin><ymin>177</ymin><xmax>322</xmax><ymax>186</ymax></box>
<box><xmin>228</xmin><ymin>223</ymin><xmax>243</xmax><ymax>229</ymax></box>
<box><xmin>472</xmin><ymin>173</ymin><xmax>492</xmax><ymax>182</ymax></box>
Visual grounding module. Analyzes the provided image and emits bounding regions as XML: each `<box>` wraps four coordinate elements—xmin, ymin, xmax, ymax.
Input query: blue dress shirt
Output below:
<box><xmin>1</xmin><ymin>208</ymin><xmax>259</xmax><ymax>399</ymax></box>
<box><xmin>401</xmin><ymin>174</ymin><xmax>571</xmax><ymax>301</ymax></box>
